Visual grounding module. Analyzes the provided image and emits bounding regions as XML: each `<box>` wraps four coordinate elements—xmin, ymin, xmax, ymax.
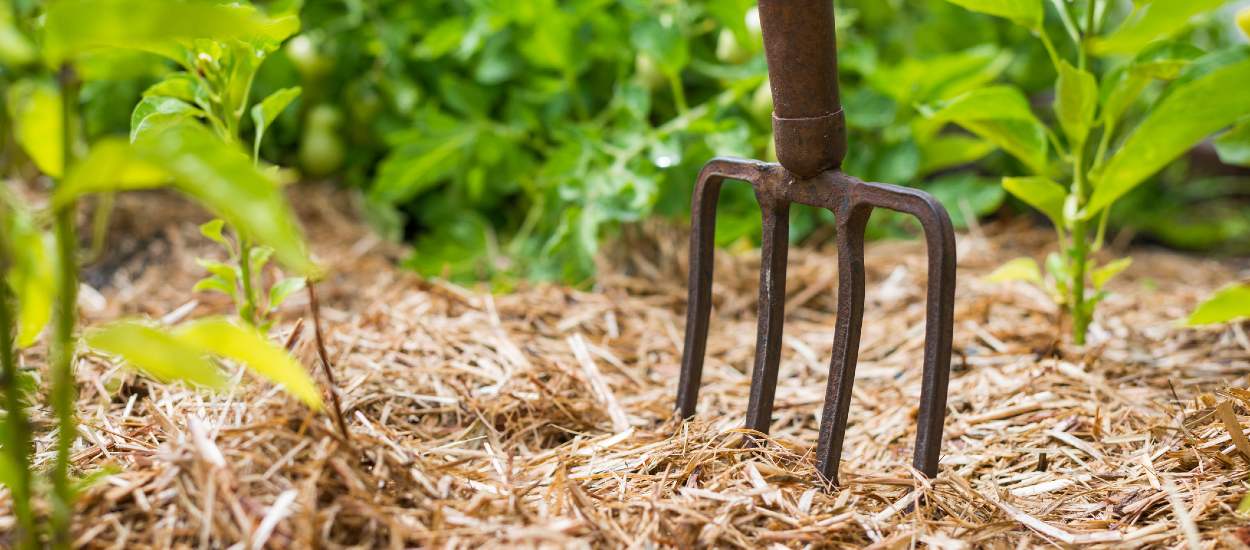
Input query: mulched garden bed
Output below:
<box><xmin>8</xmin><ymin>186</ymin><xmax>1250</xmax><ymax>548</ymax></box>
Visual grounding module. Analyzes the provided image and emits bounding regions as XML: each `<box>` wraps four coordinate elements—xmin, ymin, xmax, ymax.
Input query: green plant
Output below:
<box><xmin>0</xmin><ymin>1</ymin><xmax>323</xmax><ymax>545</ymax></box>
<box><xmin>933</xmin><ymin>0</ymin><xmax>1250</xmax><ymax>344</ymax></box>
<box><xmin>1187</xmin><ymin>283</ymin><xmax>1250</xmax><ymax>325</ymax></box>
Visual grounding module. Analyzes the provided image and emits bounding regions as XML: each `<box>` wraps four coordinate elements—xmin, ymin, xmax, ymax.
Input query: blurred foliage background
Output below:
<box><xmin>3</xmin><ymin>0</ymin><xmax>1249</xmax><ymax>285</ymax></box>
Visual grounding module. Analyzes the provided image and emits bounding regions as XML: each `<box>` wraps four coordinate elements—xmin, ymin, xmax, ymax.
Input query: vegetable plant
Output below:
<box><xmin>932</xmin><ymin>0</ymin><xmax>1250</xmax><ymax>344</ymax></box>
<box><xmin>1</xmin><ymin>1</ymin><xmax>324</xmax><ymax>546</ymax></box>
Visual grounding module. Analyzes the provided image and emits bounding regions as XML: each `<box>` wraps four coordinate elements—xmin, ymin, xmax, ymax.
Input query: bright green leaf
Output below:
<box><xmin>87</xmin><ymin>321</ymin><xmax>229</xmax><ymax>388</ymax></box>
<box><xmin>1088</xmin><ymin>57</ymin><xmax>1250</xmax><ymax>216</ymax></box>
<box><xmin>250</xmin><ymin>86</ymin><xmax>301</xmax><ymax>159</ymax></box>
<box><xmin>53</xmin><ymin>138</ymin><xmax>169</xmax><ymax>201</ymax></box>
<box><xmin>0</xmin><ymin>1</ymin><xmax>35</xmax><ymax>66</ymax></box>
<box><xmin>1130</xmin><ymin>41</ymin><xmax>1205</xmax><ymax>80</ymax></box>
<box><xmin>940</xmin><ymin>0</ymin><xmax>1043</xmax><ymax>28</ymax></box>
<box><xmin>1186</xmin><ymin>284</ymin><xmax>1250</xmax><ymax>325</ymax></box>
<box><xmin>1003</xmin><ymin>176</ymin><xmax>1067</xmax><ymax>228</ymax></box>
<box><xmin>199</xmin><ymin>219</ymin><xmax>228</xmax><ymax>246</ymax></box>
<box><xmin>986</xmin><ymin>257</ymin><xmax>1043</xmax><ymax>285</ymax></box>
<box><xmin>143</xmin><ymin>74</ymin><xmax>200</xmax><ymax>103</ymax></box>
<box><xmin>249</xmin><ymin>246</ymin><xmax>274</xmax><ymax>271</ymax></box>
<box><xmin>2</xmin><ymin>199</ymin><xmax>55</xmax><ymax>349</ymax></box>
<box><xmin>192</xmin><ymin>276</ymin><xmax>233</xmax><ymax>296</ymax></box>
<box><xmin>1091</xmin><ymin>257</ymin><xmax>1132</xmax><ymax>290</ymax></box>
<box><xmin>43</xmin><ymin>0</ymin><xmax>299</xmax><ymax>65</ymax></box>
<box><xmin>918</xmin><ymin>135</ymin><xmax>997</xmax><ymax>176</ymax></box>
<box><xmin>130</xmin><ymin>96</ymin><xmax>202</xmax><ymax>142</ymax></box>
<box><xmin>173</xmin><ymin>317</ymin><xmax>322</xmax><ymax>408</ymax></box>
<box><xmin>1090</xmin><ymin>0</ymin><xmax>1226</xmax><ymax>56</ymax></box>
<box><xmin>922</xmin><ymin>86</ymin><xmax>1049</xmax><ymax>175</ymax></box>
<box><xmin>1214</xmin><ymin>120</ymin><xmax>1250</xmax><ymax>167</ymax></box>
<box><xmin>268</xmin><ymin>277</ymin><xmax>306</xmax><ymax>309</ymax></box>
<box><xmin>134</xmin><ymin>124</ymin><xmax>318</xmax><ymax>277</ymax></box>
<box><xmin>5</xmin><ymin>80</ymin><xmax>63</xmax><ymax>177</ymax></box>
<box><xmin>196</xmin><ymin>259</ymin><xmax>238</xmax><ymax>286</ymax></box>
<box><xmin>1055</xmin><ymin>60</ymin><xmax>1098</xmax><ymax>146</ymax></box>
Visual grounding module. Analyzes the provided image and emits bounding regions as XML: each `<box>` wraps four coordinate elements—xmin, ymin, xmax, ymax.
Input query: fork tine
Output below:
<box><xmin>677</xmin><ymin>158</ymin><xmax>769</xmax><ymax>419</ymax></box>
<box><xmin>814</xmin><ymin>204</ymin><xmax>871</xmax><ymax>484</ymax></box>
<box><xmin>743</xmin><ymin>196</ymin><xmax>791</xmax><ymax>434</ymax></box>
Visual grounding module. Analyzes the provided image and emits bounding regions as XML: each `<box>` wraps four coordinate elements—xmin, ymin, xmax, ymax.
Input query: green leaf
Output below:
<box><xmin>1186</xmin><ymin>284</ymin><xmax>1250</xmax><ymax>325</ymax></box>
<box><xmin>986</xmin><ymin>257</ymin><xmax>1043</xmax><ymax>285</ymax></box>
<box><xmin>940</xmin><ymin>0</ymin><xmax>1043</xmax><ymax>28</ymax></box>
<box><xmin>1214</xmin><ymin>120</ymin><xmax>1250</xmax><ymax>167</ymax></box>
<box><xmin>1088</xmin><ymin>57</ymin><xmax>1250</xmax><ymax>217</ymax></box>
<box><xmin>1091</xmin><ymin>257</ymin><xmax>1132</xmax><ymax>290</ymax></box>
<box><xmin>1130</xmin><ymin>41</ymin><xmax>1205</xmax><ymax>80</ymax></box>
<box><xmin>268</xmin><ymin>277</ymin><xmax>306</xmax><ymax>310</ymax></box>
<box><xmin>130</xmin><ymin>96</ymin><xmax>202</xmax><ymax>143</ymax></box>
<box><xmin>196</xmin><ymin>259</ymin><xmax>238</xmax><ymax>286</ymax></box>
<box><xmin>43</xmin><ymin>0</ymin><xmax>299</xmax><ymax>65</ymax></box>
<box><xmin>630</xmin><ymin>18</ymin><xmax>689</xmax><ymax>76</ymax></box>
<box><xmin>199</xmin><ymin>219</ymin><xmax>228</xmax><ymax>246</ymax></box>
<box><xmin>248</xmin><ymin>246</ymin><xmax>274</xmax><ymax>271</ymax></box>
<box><xmin>923</xmin><ymin>86</ymin><xmax>1049</xmax><ymax>175</ymax></box>
<box><xmin>137</xmin><ymin>124</ymin><xmax>317</xmax><ymax>277</ymax></box>
<box><xmin>0</xmin><ymin>1</ymin><xmax>34</xmax><ymax>66</ymax></box>
<box><xmin>5</xmin><ymin>79</ymin><xmax>63</xmax><ymax>177</ymax></box>
<box><xmin>869</xmin><ymin>44</ymin><xmax>1012</xmax><ymax>104</ymax></box>
<box><xmin>87</xmin><ymin>321</ymin><xmax>229</xmax><ymax>388</ymax></box>
<box><xmin>1055</xmin><ymin>61</ymin><xmax>1098</xmax><ymax>146</ymax></box>
<box><xmin>173</xmin><ymin>317</ymin><xmax>322</xmax><ymax>408</ymax></box>
<box><xmin>53</xmin><ymin>138</ymin><xmax>170</xmax><ymax>199</ymax></box>
<box><xmin>143</xmin><ymin>74</ymin><xmax>200</xmax><ymax>103</ymax></box>
<box><xmin>925</xmin><ymin>173</ymin><xmax>1006</xmax><ymax>229</ymax></box>
<box><xmin>1099</xmin><ymin>67</ymin><xmax>1150</xmax><ymax>126</ymax></box>
<box><xmin>1003</xmin><ymin>176</ymin><xmax>1067</xmax><ymax>228</ymax></box>
<box><xmin>2</xmin><ymin>199</ymin><xmax>55</xmax><ymax>348</ymax></box>
<box><xmin>250</xmin><ymin>86</ymin><xmax>301</xmax><ymax>160</ymax></box>
<box><xmin>918</xmin><ymin>135</ymin><xmax>997</xmax><ymax>176</ymax></box>
<box><xmin>1090</xmin><ymin>0</ymin><xmax>1226</xmax><ymax>56</ymax></box>
<box><xmin>192</xmin><ymin>276</ymin><xmax>233</xmax><ymax>295</ymax></box>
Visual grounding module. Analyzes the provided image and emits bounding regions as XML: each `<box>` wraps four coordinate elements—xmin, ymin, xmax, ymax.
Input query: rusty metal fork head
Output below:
<box><xmin>675</xmin><ymin>0</ymin><xmax>957</xmax><ymax>486</ymax></box>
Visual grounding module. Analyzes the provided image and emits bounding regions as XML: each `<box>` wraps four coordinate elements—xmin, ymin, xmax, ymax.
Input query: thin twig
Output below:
<box><xmin>307</xmin><ymin>282</ymin><xmax>351</xmax><ymax>445</ymax></box>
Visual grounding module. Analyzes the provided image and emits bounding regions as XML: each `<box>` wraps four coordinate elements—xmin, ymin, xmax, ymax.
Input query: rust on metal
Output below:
<box><xmin>676</xmin><ymin>0</ymin><xmax>957</xmax><ymax>486</ymax></box>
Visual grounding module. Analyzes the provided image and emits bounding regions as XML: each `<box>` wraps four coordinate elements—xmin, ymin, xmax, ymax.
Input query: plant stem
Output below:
<box><xmin>1070</xmin><ymin>145</ymin><xmax>1090</xmax><ymax>345</ymax></box>
<box><xmin>0</xmin><ymin>286</ymin><xmax>36</xmax><ymax>548</ymax></box>
<box><xmin>307</xmin><ymin>283</ymin><xmax>351</xmax><ymax>446</ymax></box>
<box><xmin>50</xmin><ymin>63</ymin><xmax>81</xmax><ymax>549</ymax></box>
<box><xmin>667</xmin><ymin>71</ymin><xmax>689</xmax><ymax>114</ymax></box>
<box><xmin>238</xmin><ymin>238</ymin><xmax>257</xmax><ymax>325</ymax></box>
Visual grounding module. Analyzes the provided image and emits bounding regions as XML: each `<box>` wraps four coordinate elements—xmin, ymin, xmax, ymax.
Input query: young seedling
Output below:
<box><xmin>196</xmin><ymin>219</ymin><xmax>306</xmax><ymax>331</ymax></box>
<box><xmin>932</xmin><ymin>0</ymin><xmax>1250</xmax><ymax>344</ymax></box>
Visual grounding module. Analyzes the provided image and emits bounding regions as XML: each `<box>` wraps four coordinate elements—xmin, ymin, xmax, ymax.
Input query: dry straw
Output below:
<box><xmin>4</xmin><ymin>187</ymin><xmax>1249</xmax><ymax>548</ymax></box>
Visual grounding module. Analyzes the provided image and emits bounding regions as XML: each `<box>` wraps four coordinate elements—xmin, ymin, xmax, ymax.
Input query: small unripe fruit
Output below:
<box><xmin>716</xmin><ymin>29</ymin><xmax>750</xmax><ymax>64</ymax></box>
<box><xmin>1238</xmin><ymin>7</ymin><xmax>1250</xmax><ymax>39</ymax></box>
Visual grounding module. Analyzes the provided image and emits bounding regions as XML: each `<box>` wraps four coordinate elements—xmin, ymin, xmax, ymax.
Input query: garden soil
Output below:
<box><xmin>9</xmin><ymin>186</ymin><xmax>1250</xmax><ymax>548</ymax></box>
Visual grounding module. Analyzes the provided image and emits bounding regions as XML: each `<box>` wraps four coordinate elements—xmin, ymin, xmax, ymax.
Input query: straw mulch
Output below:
<box><xmin>6</xmin><ymin>186</ymin><xmax>1250</xmax><ymax>548</ymax></box>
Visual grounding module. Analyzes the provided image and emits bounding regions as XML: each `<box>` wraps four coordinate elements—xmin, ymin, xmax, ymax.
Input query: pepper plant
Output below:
<box><xmin>1</xmin><ymin>1</ymin><xmax>323</xmax><ymax>546</ymax></box>
<box><xmin>929</xmin><ymin>0</ymin><xmax>1250</xmax><ymax>344</ymax></box>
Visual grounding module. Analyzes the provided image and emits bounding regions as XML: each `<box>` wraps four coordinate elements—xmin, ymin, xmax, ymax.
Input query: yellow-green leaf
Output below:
<box><xmin>1088</xmin><ymin>57</ymin><xmax>1250</xmax><ymax>217</ymax></box>
<box><xmin>87</xmin><ymin>321</ymin><xmax>228</xmax><ymax>389</ymax></box>
<box><xmin>1055</xmin><ymin>60</ymin><xmax>1098</xmax><ymax>146</ymax></box>
<box><xmin>54</xmin><ymin>138</ymin><xmax>169</xmax><ymax>202</ymax></box>
<box><xmin>5</xmin><ymin>79</ymin><xmax>63</xmax><ymax>177</ymax></box>
<box><xmin>986</xmin><ymin>257</ymin><xmax>1043</xmax><ymax>285</ymax></box>
<box><xmin>173</xmin><ymin>317</ymin><xmax>322</xmax><ymax>408</ymax></box>
<box><xmin>922</xmin><ymin>86</ymin><xmax>1049</xmax><ymax>175</ymax></box>
<box><xmin>940</xmin><ymin>0</ymin><xmax>1042</xmax><ymax>29</ymax></box>
<box><xmin>138</xmin><ymin>125</ymin><xmax>317</xmax><ymax>277</ymax></box>
<box><xmin>2</xmin><ymin>199</ymin><xmax>55</xmax><ymax>348</ymax></box>
<box><xmin>1003</xmin><ymin>176</ymin><xmax>1067</xmax><ymax>228</ymax></box>
<box><xmin>1091</xmin><ymin>257</ymin><xmax>1132</xmax><ymax>290</ymax></box>
<box><xmin>251</xmin><ymin>86</ymin><xmax>302</xmax><ymax>159</ymax></box>
<box><xmin>43</xmin><ymin>0</ymin><xmax>299</xmax><ymax>65</ymax></box>
<box><xmin>1090</xmin><ymin>0</ymin><xmax>1226</xmax><ymax>56</ymax></box>
<box><xmin>1186</xmin><ymin>284</ymin><xmax>1250</xmax><ymax>326</ymax></box>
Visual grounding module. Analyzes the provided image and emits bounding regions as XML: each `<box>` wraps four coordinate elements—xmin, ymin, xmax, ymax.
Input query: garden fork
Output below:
<box><xmin>675</xmin><ymin>0</ymin><xmax>957</xmax><ymax>485</ymax></box>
